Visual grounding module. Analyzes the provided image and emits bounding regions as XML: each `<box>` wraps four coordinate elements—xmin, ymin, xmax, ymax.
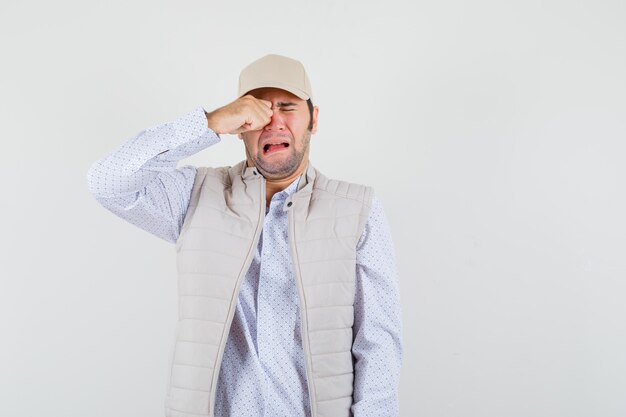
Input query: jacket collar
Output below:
<box><xmin>233</xmin><ymin>159</ymin><xmax>317</xmax><ymax>196</ymax></box>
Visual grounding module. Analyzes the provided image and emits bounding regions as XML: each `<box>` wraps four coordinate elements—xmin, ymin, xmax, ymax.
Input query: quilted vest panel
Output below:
<box><xmin>165</xmin><ymin>160</ymin><xmax>373</xmax><ymax>417</ymax></box>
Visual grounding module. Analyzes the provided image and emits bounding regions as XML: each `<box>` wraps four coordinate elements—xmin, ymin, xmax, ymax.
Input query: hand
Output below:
<box><xmin>205</xmin><ymin>95</ymin><xmax>273</xmax><ymax>135</ymax></box>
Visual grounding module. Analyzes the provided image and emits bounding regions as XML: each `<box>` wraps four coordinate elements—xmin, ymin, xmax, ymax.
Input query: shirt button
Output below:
<box><xmin>287</xmin><ymin>202</ymin><xmax>293</xmax><ymax>207</ymax></box>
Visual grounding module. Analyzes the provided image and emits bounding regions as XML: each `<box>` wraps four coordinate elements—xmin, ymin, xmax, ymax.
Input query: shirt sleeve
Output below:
<box><xmin>86</xmin><ymin>106</ymin><xmax>221</xmax><ymax>244</ymax></box>
<box><xmin>351</xmin><ymin>195</ymin><xmax>403</xmax><ymax>417</ymax></box>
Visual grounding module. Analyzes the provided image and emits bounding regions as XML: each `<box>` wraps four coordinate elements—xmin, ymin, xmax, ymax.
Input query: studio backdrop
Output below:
<box><xmin>1</xmin><ymin>0</ymin><xmax>625</xmax><ymax>416</ymax></box>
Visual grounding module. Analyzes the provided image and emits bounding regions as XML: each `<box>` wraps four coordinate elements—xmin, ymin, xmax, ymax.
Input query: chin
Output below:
<box><xmin>257</xmin><ymin>161</ymin><xmax>300</xmax><ymax>179</ymax></box>
<box><xmin>261</xmin><ymin>166</ymin><xmax>298</xmax><ymax>179</ymax></box>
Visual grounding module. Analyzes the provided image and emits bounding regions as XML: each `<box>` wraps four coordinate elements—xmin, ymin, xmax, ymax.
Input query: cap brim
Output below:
<box><xmin>239</xmin><ymin>80</ymin><xmax>310</xmax><ymax>100</ymax></box>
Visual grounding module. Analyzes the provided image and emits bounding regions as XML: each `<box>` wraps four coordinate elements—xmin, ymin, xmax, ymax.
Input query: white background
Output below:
<box><xmin>1</xmin><ymin>0</ymin><xmax>625</xmax><ymax>416</ymax></box>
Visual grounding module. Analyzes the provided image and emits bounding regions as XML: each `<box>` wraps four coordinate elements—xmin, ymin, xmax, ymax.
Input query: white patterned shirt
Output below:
<box><xmin>87</xmin><ymin>106</ymin><xmax>402</xmax><ymax>417</ymax></box>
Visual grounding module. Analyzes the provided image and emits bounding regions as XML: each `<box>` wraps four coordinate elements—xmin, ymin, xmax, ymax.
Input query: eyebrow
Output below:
<box><xmin>275</xmin><ymin>101</ymin><xmax>298</xmax><ymax>107</ymax></box>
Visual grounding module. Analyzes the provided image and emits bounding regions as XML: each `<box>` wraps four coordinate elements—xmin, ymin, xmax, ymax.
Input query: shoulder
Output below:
<box><xmin>195</xmin><ymin>165</ymin><xmax>234</xmax><ymax>187</ymax></box>
<box><xmin>312</xmin><ymin>167</ymin><xmax>375</xmax><ymax>208</ymax></box>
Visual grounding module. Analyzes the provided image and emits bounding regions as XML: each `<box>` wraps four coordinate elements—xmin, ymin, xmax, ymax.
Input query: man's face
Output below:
<box><xmin>239</xmin><ymin>87</ymin><xmax>318</xmax><ymax>180</ymax></box>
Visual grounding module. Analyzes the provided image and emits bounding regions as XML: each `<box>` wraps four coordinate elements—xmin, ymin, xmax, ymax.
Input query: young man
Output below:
<box><xmin>87</xmin><ymin>54</ymin><xmax>402</xmax><ymax>417</ymax></box>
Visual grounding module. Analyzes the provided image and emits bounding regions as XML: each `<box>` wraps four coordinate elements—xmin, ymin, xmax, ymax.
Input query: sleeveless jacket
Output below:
<box><xmin>164</xmin><ymin>160</ymin><xmax>374</xmax><ymax>417</ymax></box>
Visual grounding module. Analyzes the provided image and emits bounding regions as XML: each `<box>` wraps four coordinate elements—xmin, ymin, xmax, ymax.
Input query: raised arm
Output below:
<box><xmin>86</xmin><ymin>96</ymin><xmax>273</xmax><ymax>243</ymax></box>
<box><xmin>86</xmin><ymin>106</ymin><xmax>221</xmax><ymax>243</ymax></box>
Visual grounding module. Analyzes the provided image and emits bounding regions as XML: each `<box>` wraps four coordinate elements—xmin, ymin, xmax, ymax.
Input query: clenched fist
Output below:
<box><xmin>205</xmin><ymin>95</ymin><xmax>273</xmax><ymax>135</ymax></box>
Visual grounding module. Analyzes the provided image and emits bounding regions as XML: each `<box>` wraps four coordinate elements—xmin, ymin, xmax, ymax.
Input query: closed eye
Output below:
<box><xmin>275</xmin><ymin>101</ymin><xmax>298</xmax><ymax>111</ymax></box>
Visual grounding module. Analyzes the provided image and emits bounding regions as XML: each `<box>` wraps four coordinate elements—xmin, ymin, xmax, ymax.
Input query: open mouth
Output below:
<box><xmin>263</xmin><ymin>142</ymin><xmax>290</xmax><ymax>155</ymax></box>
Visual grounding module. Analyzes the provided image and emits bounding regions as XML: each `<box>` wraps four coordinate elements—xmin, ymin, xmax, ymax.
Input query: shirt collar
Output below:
<box><xmin>274</xmin><ymin>174</ymin><xmax>301</xmax><ymax>200</ymax></box>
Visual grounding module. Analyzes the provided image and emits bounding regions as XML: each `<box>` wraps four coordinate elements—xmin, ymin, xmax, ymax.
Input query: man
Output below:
<box><xmin>87</xmin><ymin>54</ymin><xmax>402</xmax><ymax>417</ymax></box>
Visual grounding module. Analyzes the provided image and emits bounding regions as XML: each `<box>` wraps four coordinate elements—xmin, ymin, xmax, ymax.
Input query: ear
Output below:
<box><xmin>310</xmin><ymin>106</ymin><xmax>319</xmax><ymax>134</ymax></box>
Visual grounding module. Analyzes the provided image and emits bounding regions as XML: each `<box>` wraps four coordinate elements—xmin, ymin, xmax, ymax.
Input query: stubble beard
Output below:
<box><xmin>253</xmin><ymin>131</ymin><xmax>311</xmax><ymax>180</ymax></box>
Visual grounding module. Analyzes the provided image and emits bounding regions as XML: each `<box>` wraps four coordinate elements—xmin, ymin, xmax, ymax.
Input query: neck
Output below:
<box><xmin>260</xmin><ymin>160</ymin><xmax>308</xmax><ymax>207</ymax></box>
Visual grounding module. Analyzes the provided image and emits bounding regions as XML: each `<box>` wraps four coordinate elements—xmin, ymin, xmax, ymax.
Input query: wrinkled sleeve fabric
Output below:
<box><xmin>86</xmin><ymin>106</ymin><xmax>221</xmax><ymax>243</ymax></box>
<box><xmin>351</xmin><ymin>195</ymin><xmax>403</xmax><ymax>417</ymax></box>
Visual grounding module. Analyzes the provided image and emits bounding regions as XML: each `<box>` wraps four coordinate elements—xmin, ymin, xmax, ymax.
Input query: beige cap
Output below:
<box><xmin>238</xmin><ymin>54</ymin><xmax>313</xmax><ymax>100</ymax></box>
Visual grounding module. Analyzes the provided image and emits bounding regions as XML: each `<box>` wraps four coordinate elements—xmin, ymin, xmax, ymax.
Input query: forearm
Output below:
<box><xmin>352</xmin><ymin>322</ymin><xmax>403</xmax><ymax>417</ymax></box>
<box><xmin>87</xmin><ymin>106</ymin><xmax>219</xmax><ymax>198</ymax></box>
<box><xmin>86</xmin><ymin>106</ymin><xmax>220</xmax><ymax>243</ymax></box>
<box><xmin>352</xmin><ymin>282</ymin><xmax>403</xmax><ymax>417</ymax></box>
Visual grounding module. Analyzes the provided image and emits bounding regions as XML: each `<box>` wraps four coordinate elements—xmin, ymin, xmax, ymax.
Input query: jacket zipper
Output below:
<box><xmin>208</xmin><ymin>174</ymin><xmax>267</xmax><ymax>416</ymax></box>
<box><xmin>288</xmin><ymin>204</ymin><xmax>317</xmax><ymax>417</ymax></box>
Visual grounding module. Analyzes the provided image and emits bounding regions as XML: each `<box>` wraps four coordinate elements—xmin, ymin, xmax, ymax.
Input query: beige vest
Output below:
<box><xmin>165</xmin><ymin>160</ymin><xmax>373</xmax><ymax>417</ymax></box>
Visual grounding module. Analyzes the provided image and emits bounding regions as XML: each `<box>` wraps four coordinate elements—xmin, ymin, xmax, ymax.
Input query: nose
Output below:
<box><xmin>263</xmin><ymin>107</ymin><xmax>285</xmax><ymax>131</ymax></box>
